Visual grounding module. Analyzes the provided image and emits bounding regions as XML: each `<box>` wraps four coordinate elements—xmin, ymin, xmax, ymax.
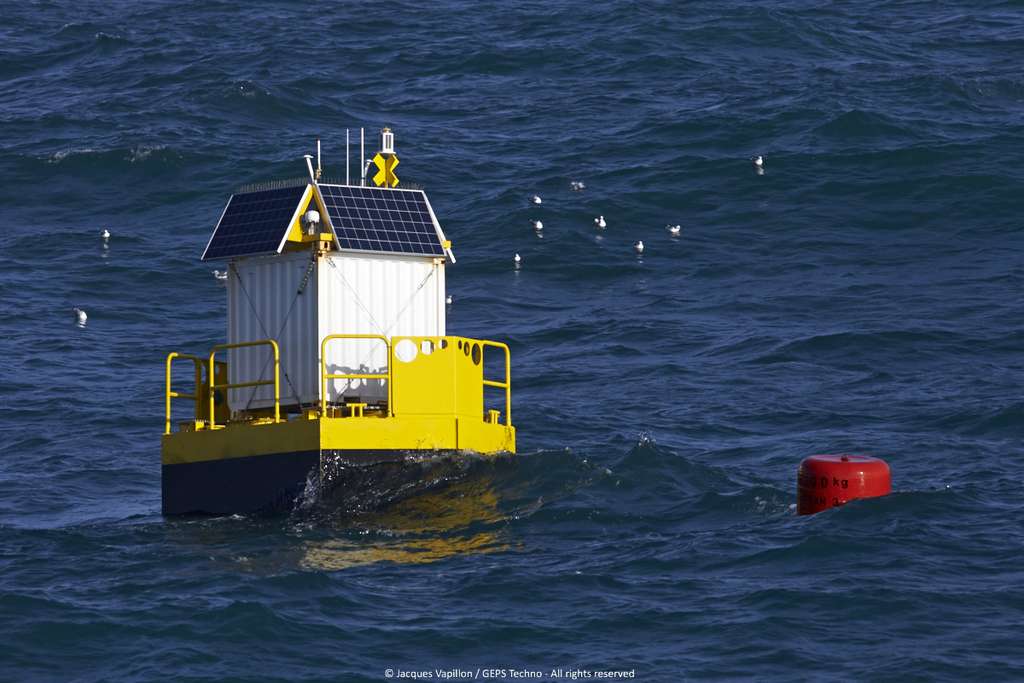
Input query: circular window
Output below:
<box><xmin>463</xmin><ymin>342</ymin><xmax>470</xmax><ymax>356</ymax></box>
<box><xmin>471</xmin><ymin>343</ymin><xmax>481</xmax><ymax>365</ymax></box>
<box><xmin>394</xmin><ymin>338</ymin><xmax>418</xmax><ymax>363</ymax></box>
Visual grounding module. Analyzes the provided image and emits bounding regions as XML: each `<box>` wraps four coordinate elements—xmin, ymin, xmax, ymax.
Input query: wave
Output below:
<box><xmin>43</xmin><ymin>144</ymin><xmax>181</xmax><ymax>167</ymax></box>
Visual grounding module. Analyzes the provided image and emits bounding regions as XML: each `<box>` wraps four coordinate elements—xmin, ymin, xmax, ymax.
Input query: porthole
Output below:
<box><xmin>395</xmin><ymin>339</ymin><xmax>418</xmax><ymax>363</ymax></box>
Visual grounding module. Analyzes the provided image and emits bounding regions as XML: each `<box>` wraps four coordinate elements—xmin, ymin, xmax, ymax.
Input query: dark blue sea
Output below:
<box><xmin>2</xmin><ymin>1</ymin><xmax>1023</xmax><ymax>680</ymax></box>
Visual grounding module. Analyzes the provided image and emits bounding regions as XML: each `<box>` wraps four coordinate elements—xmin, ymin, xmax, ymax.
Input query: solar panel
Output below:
<box><xmin>317</xmin><ymin>184</ymin><xmax>445</xmax><ymax>257</ymax></box>
<box><xmin>202</xmin><ymin>185</ymin><xmax>308</xmax><ymax>261</ymax></box>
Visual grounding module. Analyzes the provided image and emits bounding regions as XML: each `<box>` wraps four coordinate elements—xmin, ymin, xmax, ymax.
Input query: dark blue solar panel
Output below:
<box><xmin>317</xmin><ymin>185</ymin><xmax>444</xmax><ymax>257</ymax></box>
<box><xmin>202</xmin><ymin>185</ymin><xmax>307</xmax><ymax>261</ymax></box>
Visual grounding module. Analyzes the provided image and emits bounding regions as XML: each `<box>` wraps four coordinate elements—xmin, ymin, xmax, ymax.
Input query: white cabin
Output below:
<box><xmin>201</xmin><ymin>179</ymin><xmax>452</xmax><ymax>415</ymax></box>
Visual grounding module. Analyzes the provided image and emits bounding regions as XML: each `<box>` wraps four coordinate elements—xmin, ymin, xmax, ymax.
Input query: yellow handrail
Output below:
<box><xmin>208</xmin><ymin>339</ymin><xmax>280</xmax><ymax>429</ymax></box>
<box><xmin>320</xmin><ymin>334</ymin><xmax>392</xmax><ymax>417</ymax></box>
<box><xmin>165</xmin><ymin>352</ymin><xmax>204</xmax><ymax>435</ymax></box>
<box><xmin>480</xmin><ymin>340</ymin><xmax>511</xmax><ymax>425</ymax></box>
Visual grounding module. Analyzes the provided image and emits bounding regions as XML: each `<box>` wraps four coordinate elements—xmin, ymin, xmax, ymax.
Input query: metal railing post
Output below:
<box><xmin>480</xmin><ymin>341</ymin><xmax>512</xmax><ymax>425</ymax></box>
<box><xmin>272</xmin><ymin>341</ymin><xmax>280</xmax><ymax>423</ymax></box>
<box><xmin>165</xmin><ymin>352</ymin><xmax>205</xmax><ymax>435</ymax></box>
<box><xmin>320</xmin><ymin>334</ymin><xmax>392</xmax><ymax>417</ymax></box>
<box><xmin>207</xmin><ymin>353</ymin><xmax>216</xmax><ymax>428</ymax></box>
<box><xmin>165</xmin><ymin>352</ymin><xmax>175</xmax><ymax>436</ymax></box>
<box><xmin>207</xmin><ymin>339</ymin><xmax>281</xmax><ymax>429</ymax></box>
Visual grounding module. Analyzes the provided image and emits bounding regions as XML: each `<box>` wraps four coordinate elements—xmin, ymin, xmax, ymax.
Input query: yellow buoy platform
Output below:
<box><xmin>163</xmin><ymin>335</ymin><xmax>514</xmax><ymax>514</ymax></box>
<box><xmin>162</xmin><ymin>129</ymin><xmax>515</xmax><ymax>514</ymax></box>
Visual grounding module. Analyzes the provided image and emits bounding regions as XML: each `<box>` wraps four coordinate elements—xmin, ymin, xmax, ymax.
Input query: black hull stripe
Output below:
<box><xmin>162</xmin><ymin>450</ymin><xmax>320</xmax><ymax>515</ymax></box>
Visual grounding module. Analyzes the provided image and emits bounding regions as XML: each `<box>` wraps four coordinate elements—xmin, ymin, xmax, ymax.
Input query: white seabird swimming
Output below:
<box><xmin>530</xmin><ymin>195</ymin><xmax>542</xmax><ymax>205</ymax></box>
<box><xmin>531</xmin><ymin>219</ymin><xmax>544</xmax><ymax>231</ymax></box>
<box><xmin>667</xmin><ymin>224</ymin><xmax>681</xmax><ymax>237</ymax></box>
<box><xmin>73</xmin><ymin>307</ymin><xmax>88</xmax><ymax>325</ymax></box>
<box><xmin>446</xmin><ymin>294</ymin><xmax>453</xmax><ymax>305</ymax></box>
<box><xmin>513</xmin><ymin>253</ymin><xmax>522</xmax><ymax>268</ymax></box>
<box><xmin>570</xmin><ymin>180</ymin><xmax>586</xmax><ymax>191</ymax></box>
<box><xmin>752</xmin><ymin>155</ymin><xmax>764</xmax><ymax>168</ymax></box>
<box><xmin>212</xmin><ymin>269</ymin><xmax>228</xmax><ymax>282</ymax></box>
<box><xmin>594</xmin><ymin>215</ymin><xmax>606</xmax><ymax>229</ymax></box>
<box><xmin>101</xmin><ymin>228</ymin><xmax>110</xmax><ymax>241</ymax></box>
<box><xmin>634</xmin><ymin>240</ymin><xmax>644</xmax><ymax>254</ymax></box>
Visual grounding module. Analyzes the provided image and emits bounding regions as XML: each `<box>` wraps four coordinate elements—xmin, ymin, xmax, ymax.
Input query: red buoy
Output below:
<box><xmin>797</xmin><ymin>454</ymin><xmax>891</xmax><ymax>515</ymax></box>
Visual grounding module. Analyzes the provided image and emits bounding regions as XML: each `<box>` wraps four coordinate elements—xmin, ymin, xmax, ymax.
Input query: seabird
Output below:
<box><xmin>752</xmin><ymin>155</ymin><xmax>764</xmax><ymax>168</ymax></box>
<box><xmin>73</xmin><ymin>307</ymin><xmax>87</xmax><ymax>325</ymax></box>
<box><xmin>594</xmin><ymin>215</ymin><xmax>606</xmax><ymax>229</ymax></box>
<box><xmin>667</xmin><ymin>224</ymin><xmax>681</xmax><ymax>237</ymax></box>
<box><xmin>570</xmin><ymin>180</ymin><xmax>586</xmax><ymax>191</ymax></box>
<box><xmin>212</xmin><ymin>269</ymin><xmax>228</xmax><ymax>282</ymax></box>
<box><xmin>513</xmin><ymin>253</ymin><xmax>522</xmax><ymax>268</ymax></box>
<box><xmin>531</xmin><ymin>219</ymin><xmax>544</xmax><ymax>231</ymax></box>
<box><xmin>531</xmin><ymin>195</ymin><xmax>542</xmax><ymax>205</ymax></box>
<box><xmin>101</xmin><ymin>228</ymin><xmax>110</xmax><ymax>241</ymax></box>
<box><xmin>634</xmin><ymin>240</ymin><xmax>644</xmax><ymax>254</ymax></box>
<box><xmin>446</xmin><ymin>294</ymin><xmax>453</xmax><ymax>305</ymax></box>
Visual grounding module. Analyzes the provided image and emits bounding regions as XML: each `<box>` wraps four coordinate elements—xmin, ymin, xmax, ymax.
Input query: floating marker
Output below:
<box><xmin>797</xmin><ymin>454</ymin><xmax>891</xmax><ymax>515</ymax></box>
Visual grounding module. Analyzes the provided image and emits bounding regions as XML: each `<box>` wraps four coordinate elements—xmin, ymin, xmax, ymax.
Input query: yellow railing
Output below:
<box><xmin>164</xmin><ymin>352</ymin><xmax>204</xmax><ymax>435</ymax></box>
<box><xmin>320</xmin><ymin>334</ymin><xmax>392</xmax><ymax>417</ymax></box>
<box><xmin>209</xmin><ymin>339</ymin><xmax>280</xmax><ymax>429</ymax></box>
<box><xmin>480</xmin><ymin>340</ymin><xmax>511</xmax><ymax>425</ymax></box>
<box><xmin>165</xmin><ymin>335</ymin><xmax>511</xmax><ymax>433</ymax></box>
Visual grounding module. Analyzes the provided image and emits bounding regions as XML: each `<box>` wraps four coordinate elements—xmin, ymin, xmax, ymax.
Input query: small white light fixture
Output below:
<box><xmin>380</xmin><ymin>127</ymin><xmax>395</xmax><ymax>154</ymax></box>
<box><xmin>303</xmin><ymin>209</ymin><xmax>321</xmax><ymax>236</ymax></box>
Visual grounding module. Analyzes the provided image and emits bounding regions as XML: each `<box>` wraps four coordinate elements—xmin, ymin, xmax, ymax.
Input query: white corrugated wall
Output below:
<box><xmin>226</xmin><ymin>250</ymin><xmax>319</xmax><ymax>412</ymax></box>
<box><xmin>318</xmin><ymin>251</ymin><xmax>445</xmax><ymax>404</ymax></box>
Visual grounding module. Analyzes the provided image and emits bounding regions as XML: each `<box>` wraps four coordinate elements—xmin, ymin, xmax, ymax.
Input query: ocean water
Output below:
<box><xmin>1</xmin><ymin>1</ymin><xmax>1023</xmax><ymax>680</ymax></box>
